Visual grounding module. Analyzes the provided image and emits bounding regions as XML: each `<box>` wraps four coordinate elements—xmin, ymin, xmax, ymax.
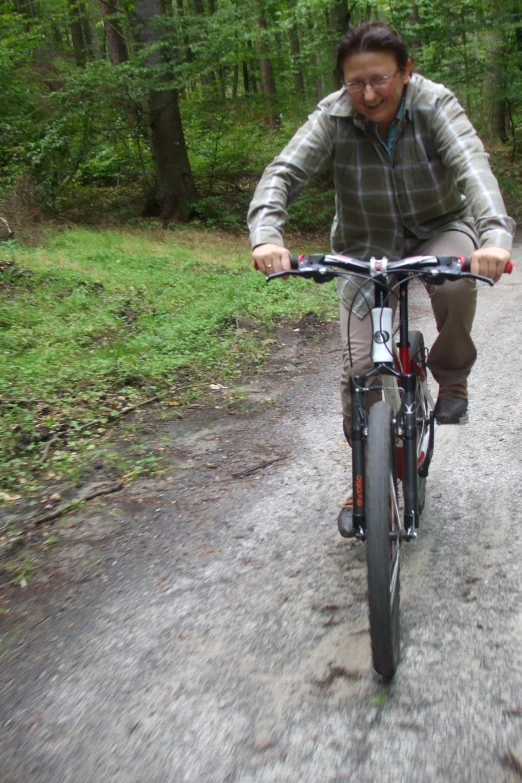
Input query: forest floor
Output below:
<box><xmin>1</xmin><ymin>241</ymin><xmax>522</xmax><ymax>781</ymax></box>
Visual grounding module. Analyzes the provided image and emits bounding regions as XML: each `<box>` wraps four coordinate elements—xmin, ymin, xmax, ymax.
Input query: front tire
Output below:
<box><xmin>366</xmin><ymin>401</ymin><xmax>401</xmax><ymax>678</ymax></box>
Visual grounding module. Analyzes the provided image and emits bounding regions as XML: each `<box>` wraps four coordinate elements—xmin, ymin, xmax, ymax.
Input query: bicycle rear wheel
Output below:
<box><xmin>366</xmin><ymin>400</ymin><xmax>401</xmax><ymax>678</ymax></box>
<box><xmin>408</xmin><ymin>329</ymin><xmax>429</xmax><ymax>513</ymax></box>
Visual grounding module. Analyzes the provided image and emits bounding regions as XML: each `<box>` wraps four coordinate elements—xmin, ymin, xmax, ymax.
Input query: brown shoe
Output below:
<box><xmin>337</xmin><ymin>491</ymin><xmax>356</xmax><ymax>538</ymax></box>
<box><xmin>434</xmin><ymin>381</ymin><xmax>468</xmax><ymax>424</ymax></box>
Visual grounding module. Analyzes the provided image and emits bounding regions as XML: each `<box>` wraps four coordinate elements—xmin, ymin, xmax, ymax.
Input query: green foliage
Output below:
<box><xmin>0</xmin><ymin>0</ymin><xmax>520</xmax><ymax>230</ymax></box>
<box><xmin>0</xmin><ymin>227</ymin><xmax>338</xmax><ymax>489</ymax></box>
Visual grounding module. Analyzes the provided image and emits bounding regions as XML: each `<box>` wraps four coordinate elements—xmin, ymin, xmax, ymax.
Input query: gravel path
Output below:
<box><xmin>1</xmin><ymin>244</ymin><xmax>522</xmax><ymax>782</ymax></box>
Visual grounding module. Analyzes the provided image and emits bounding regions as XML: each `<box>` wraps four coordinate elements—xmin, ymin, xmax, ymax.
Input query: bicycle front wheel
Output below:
<box><xmin>366</xmin><ymin>401</ymin><xmax>401</xmax><ymax>678</ymax></box>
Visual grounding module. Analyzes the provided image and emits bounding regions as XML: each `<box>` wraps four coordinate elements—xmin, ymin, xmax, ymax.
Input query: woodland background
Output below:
<box><xmin>2</xmin><ymin>0</ymin><xmax>522</xmax><ymax>236</ymax></box>
<box><xmin>2</xmin><ymin>0</ymin><xmax>522</xmax><ymax>548</ymax></box>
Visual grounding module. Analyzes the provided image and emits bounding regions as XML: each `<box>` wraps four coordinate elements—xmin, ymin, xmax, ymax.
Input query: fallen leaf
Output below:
<box><xmin>369</xmin><ymin>693</ymin><xmax>388</xmax><ymax>707</ymax></box>
<box><xmin>0</xmin><ymin>491</ymin><xmax>21</xmax><ymax>501</ymax></box>
<box><xmin>314</xmin><ymin>665</ymin><xmax>363</xmax><ymax>687</ymax></box>
<box><xmin>209</xmin><ymin>383</ymin><xmax>227</xmax><ymax>390</ymax></box>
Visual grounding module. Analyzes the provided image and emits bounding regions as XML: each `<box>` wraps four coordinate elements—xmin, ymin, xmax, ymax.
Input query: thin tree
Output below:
<box><xmin>99</xmin><ymin>0</ymin><xmax>129</xmax><ymax>65</ymax></box>
<box><xmin>256</xmin><ymin>11</ymin><xmax>279</xmax><ymax>128</ymax></box>
<box><xmin>135</xmin><ymin>0</ymin><xmax>198</xmax><ymax>222</ymax></box>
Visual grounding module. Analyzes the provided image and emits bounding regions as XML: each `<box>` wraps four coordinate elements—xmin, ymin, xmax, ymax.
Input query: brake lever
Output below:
<box><xmin>423</xmin><ymin>270</ymin><xmax>494</xmax><ymax>287</ymax></box>
<box><xmin>455</xmin><ymin>271</ymin><xmax>494</xmax><ymax>286</ymax></box>
<box><xmin>266</xmin><ymin>267</ymin><xmax>337</xmax><ymax>283</ymax></box>
<box><xmin>265</xmin><ymin>269</ymin><xmax>303</xmax><ymax>280</ymax></box>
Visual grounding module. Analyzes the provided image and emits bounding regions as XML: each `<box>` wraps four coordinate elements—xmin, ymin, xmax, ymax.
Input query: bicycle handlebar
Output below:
<box><xmin>290</xmin><ymin>254</ymin><xmax>513</xmax><ymax>275</ymax></box>
<box><xmin>256</xmin><ymin>253</ymin><xmax>512</xmax><ymax>285</ymax></box>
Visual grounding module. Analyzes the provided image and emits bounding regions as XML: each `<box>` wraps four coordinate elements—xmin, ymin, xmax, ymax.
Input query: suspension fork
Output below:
<box><xmin>397</xmin><ymin>279</ymin><xmax>410</xmax><ymax>372</ymax></box>
<box><xmin>402</xmin><ymin>373</ymin><xmax>419</xmax><ymax>532</ymax></box>
<box><xmin>350</xmin><ymin>374</ymin><xmax>366</xmax><ymax>532</ymax></box>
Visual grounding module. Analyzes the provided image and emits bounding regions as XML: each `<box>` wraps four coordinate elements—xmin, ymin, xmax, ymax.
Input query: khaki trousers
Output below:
<box><xmin>340</xmin><ymin>231</ymin><xmax>477</xmax><ymax>440</ymax></box>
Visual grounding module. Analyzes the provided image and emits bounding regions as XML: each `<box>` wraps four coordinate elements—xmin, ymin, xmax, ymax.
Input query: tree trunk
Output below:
<box><xmin>232</xmin><ymin>63</ymin><xmax>239</xmax><ymax>99</ymax></box>
<box><xmin>329</xmin><ymin>1</ymin><xmax>354</xmax><ymax>89</ymax></box>
<box><xmin>484</xmin><ymin>31</ymin><xmax>508</xmax><ymax>144</ymax></box>
<box><xmin>69</xmin><ymin>0</ymin><xmax>87</xmax><ymax>67</ymax></box>
<box><xmin>256</xmin><ymin>13</ymin><xmax>279</xmax><ymax>129</ymax></box>
<box><xmin>289</xmin><ymin>25</ymin><xmax>305</xmax><ymax>98</ymax></box>
<box><xmin>175</xmin><ymin>0</ymin><xmax>193</xmax><ymax>65</ymax></box>
<box><xmin>81</xmin><ymin>3</ymin><xmax>94</xmax><ymax>60</ymax></box>
<box><xmin>409</xmin><ymin>4</ymin><xmax>420</xmax><ymax>63</ymax></box>
<box><xmin>247</xmin><ymin>40</ymin><xmax>258</xmax><ymax>93</ymax></box>
<box><xmin>135</xmin><ymin>0</ymin><xmax>198</xmax><ymax>223</ymax></box>
<box><xmin>13</xmin><ymin>0</ymin><xmax>37</xmax><ymax>16</ymax></box>
<box><xmin>330</xmin><ymin>0</ymin><xmax>352</xmax><ymax>36</ymax></box>
<box><xmin>99</xmin><ymin>0</ymin><xmax>129</xmax><ymax>65</ymax></box>
<box><xmin>460</xmin><ymin>11</ymin><xmax>472</xmax><ymax>119</ymax></box>
<box><xmin>311</xmin><ymin>54</ymin><xmax>323</xmax><ymax>101</ymax></box>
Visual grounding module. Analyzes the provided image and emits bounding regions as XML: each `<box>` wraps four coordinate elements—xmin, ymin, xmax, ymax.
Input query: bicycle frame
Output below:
<box><xmin>261</xmin><ymin>251</ymin><xmax>499</xmax><ymax>540</ymax></box>
<box><xmin>350</xmin><ymin>275</ymin><xmax>435</xmax><ymax>541</ymax></box>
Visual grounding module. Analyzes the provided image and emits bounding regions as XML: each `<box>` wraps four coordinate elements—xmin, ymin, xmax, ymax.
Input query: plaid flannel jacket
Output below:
<box><xmin>248</xmin><ymin>74</ymin><xmax>515</xmax><ymax>315</ymax></box>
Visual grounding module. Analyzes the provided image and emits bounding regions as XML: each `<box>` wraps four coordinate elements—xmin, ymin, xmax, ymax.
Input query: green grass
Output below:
<box><xmin>0</xmin><ymin>226</ymin><xmax>337</xmax><ymax>491</ymax></box>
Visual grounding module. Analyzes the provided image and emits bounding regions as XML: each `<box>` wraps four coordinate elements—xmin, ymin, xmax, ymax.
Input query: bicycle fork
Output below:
<box><xmin>350</xmin><ymin>375</ymin><xmax>366</xmax><ymax>537</ymax></box>
<box><xmin>351</xmin><ymin>373</ymin><xmax>420</xmax><ymax>540</ymax></box>
<box><xmin>401</xmin><ymin>374</ymin><xmax>418</xmax><ymax>537</ymax></box>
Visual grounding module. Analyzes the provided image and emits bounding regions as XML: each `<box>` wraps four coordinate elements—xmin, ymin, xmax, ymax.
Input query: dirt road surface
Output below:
<box><xmin>1</xmin><ymin>244</ymin><xmax>522</xmax><ymax>783</ymax></box>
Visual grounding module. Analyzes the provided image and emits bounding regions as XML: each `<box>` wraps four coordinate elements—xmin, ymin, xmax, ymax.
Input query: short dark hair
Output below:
<box><xmin>336</xmin><ymin>22</ymin><xmax>409</xmax><ymax>77</ymax></box>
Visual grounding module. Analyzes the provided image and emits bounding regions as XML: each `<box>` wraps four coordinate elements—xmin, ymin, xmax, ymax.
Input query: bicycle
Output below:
<box><xmin>262</xmin><ymin>252</ymin><xmax>512</xmax><ymax>678</ymax></box>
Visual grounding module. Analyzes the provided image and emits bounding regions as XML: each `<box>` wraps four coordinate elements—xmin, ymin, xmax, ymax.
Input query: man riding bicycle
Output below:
<box><xmin>247</xmin><ymin>21</ymin><xmax>515</xmax><ymax>537</ymax></box>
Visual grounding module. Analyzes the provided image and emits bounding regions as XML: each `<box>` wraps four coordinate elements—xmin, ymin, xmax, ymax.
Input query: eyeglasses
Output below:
<box><xmin>344</xmin><ymin>70</ymin><xmax>399</xmax><ymax>94</ymax></box>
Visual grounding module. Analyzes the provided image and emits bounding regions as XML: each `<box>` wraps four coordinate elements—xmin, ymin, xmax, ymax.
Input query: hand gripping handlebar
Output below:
<box><xmin>254</xmin><ymin>253</ymin><xmax>513</xmax><ymax>285</ymax></box>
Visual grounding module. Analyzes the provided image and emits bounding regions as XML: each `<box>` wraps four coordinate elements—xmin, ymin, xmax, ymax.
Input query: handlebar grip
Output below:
<box><xmin>460</xmin><ymin>256</ymin><xmax>514</xmax><ymax>274</ymax></box>
<box><xmin>254</xmin><ymin>256</ymin><xmax>302</xmax><ymax>271</ymax></box>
